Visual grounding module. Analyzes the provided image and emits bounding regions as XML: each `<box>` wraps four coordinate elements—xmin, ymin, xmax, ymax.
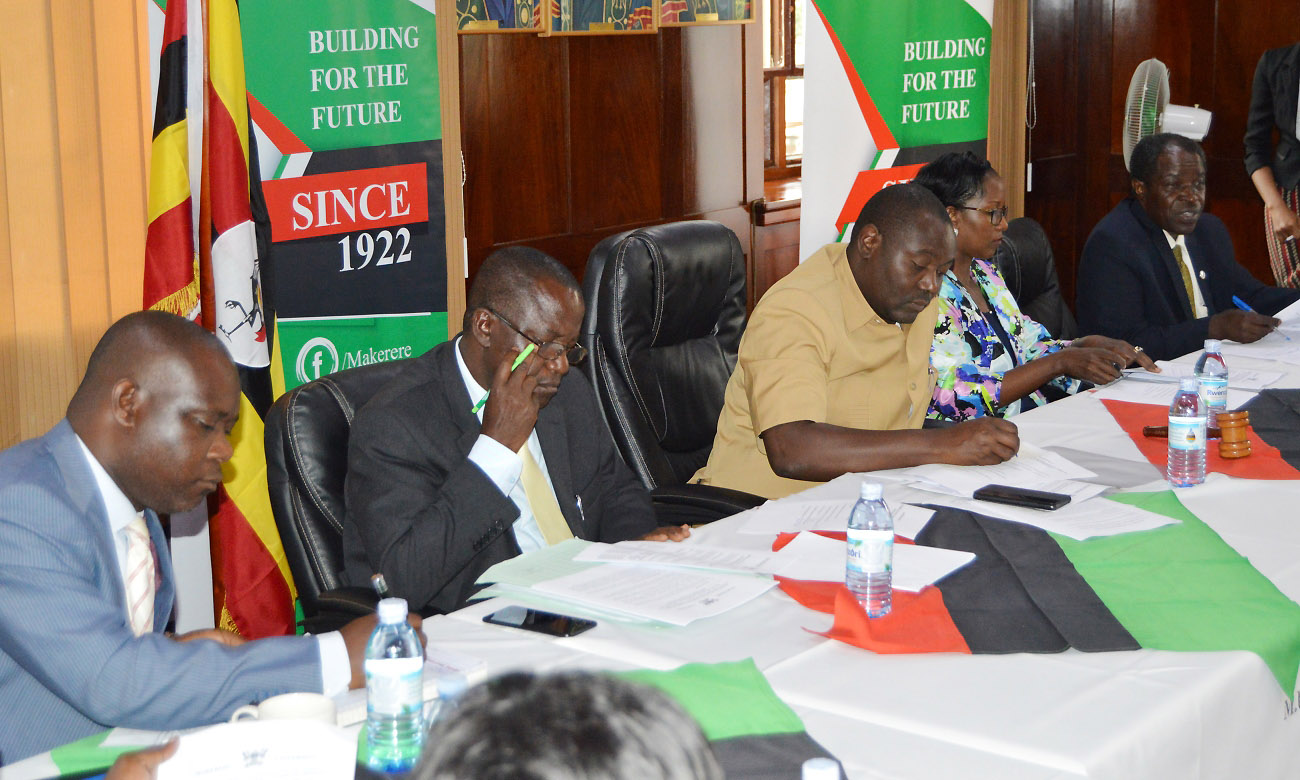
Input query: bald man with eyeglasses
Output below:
<box><xmin>342</xmin><ymin>247</ymin><xmax>686</xmax><ymax>615</ymax></box>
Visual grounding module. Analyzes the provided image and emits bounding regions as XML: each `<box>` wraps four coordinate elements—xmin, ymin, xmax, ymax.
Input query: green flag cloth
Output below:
<box><xmin>619</xmin><ymin>658</ymin><xmax>805</xmax><ymax>741</ymax></box>
<box><xmin>1054</xmin><ymin>490</ymin><xmax>1300</xmax><ymax>693</ymax></box>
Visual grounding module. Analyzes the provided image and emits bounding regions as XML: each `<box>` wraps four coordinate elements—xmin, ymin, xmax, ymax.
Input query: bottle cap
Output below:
<box><xmin>377</xmin><ymin>597</ymin><xmax>409</xmax><ymax>624</ymax></box>
<box><xmin>1204</xmin><ymin>339</ymin><xmax>1222</xmax><ymax>352</ymax></box>
<box><xmin>801</xmin><ymin>757</ymin><xmax>841</xmax><ymax>780</ymax></box>
<box><xmin>859</xmin><ymin>481</ymin><xmax>883</xmax><ymax>500</ymax></box>
<box><xmin>1178</xmin><ymin>377</ymin><xmax>1199</xmax><ymax>392</ymax></box>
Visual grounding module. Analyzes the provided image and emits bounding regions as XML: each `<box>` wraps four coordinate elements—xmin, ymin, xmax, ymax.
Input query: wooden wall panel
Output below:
<box><xmin>459</xmin><ymin>24</ymin><xmax>751</xmax><ymax>286</ymax></box>
<box><xmin>569</xmin><ymin>35</ymin><xmax>671</xmax><ymax>231</ymax></box>
<box><xmin>0</xmin><ymin>0</ymin><xmax>150</xmax><ymax>445</ymax></box>
<box><xmin>988</xmin><ymin>0</ymin><xmax>1028</xmax><ymax>219</ymax></box>
<box><xmin>461</xmin><ymin>35</ymin><xmax>570</xmax><ymax>248</ymax></box>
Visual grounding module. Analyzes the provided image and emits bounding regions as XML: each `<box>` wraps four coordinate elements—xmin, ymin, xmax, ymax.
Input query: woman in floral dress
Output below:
<box><xmin>913</xmin><ymin>152</ymin><xmax>1154</xmax><ymax>421</ymax></box>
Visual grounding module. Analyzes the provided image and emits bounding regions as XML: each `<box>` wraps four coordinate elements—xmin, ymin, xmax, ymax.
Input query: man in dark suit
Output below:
<box><xmin>1076</xmin><ymin>133</ymin><xmax>1300</xmax><ymax>361</ymax></box>
<box><xmin>0</xmin><ymin>312</ymin><xmax>389</xmax><ymax>762</ymax></box>
<box><xmin>342</xmin><ymin>247</ymin><xmax>684</xmax><ymax>615</ymax></box>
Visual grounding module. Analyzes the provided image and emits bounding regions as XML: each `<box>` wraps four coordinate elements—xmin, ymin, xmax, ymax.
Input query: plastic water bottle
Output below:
<box><xmin>1167</xmin><ymin>377</ymin><xmax>1207</xmax><ymax>488</ymax></box>
<box><xmin>365</xmin><ymin>597</ymin><xmax>424</xmax><ymax>772</ymax></box>
<box><xmin>845</xmin><ymin>481</ymin><xmax>893</xmax><ymax>617</ymax></box>
<box><xmin>1194</xmin><ymin>339</ymin><xmax>1229</xmax><ymax>429</ymax></box>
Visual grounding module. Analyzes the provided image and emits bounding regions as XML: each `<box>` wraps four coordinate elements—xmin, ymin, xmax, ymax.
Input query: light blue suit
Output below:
<box><xmin>0</xmin><ymin>421</ymin><xmax>322</xmax><ymax>763</ymax></box>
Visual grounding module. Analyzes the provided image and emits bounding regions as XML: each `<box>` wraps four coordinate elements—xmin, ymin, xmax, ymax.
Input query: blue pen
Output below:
<box><xmin>1232</xmin><ymin>295</ymin><xmax>1292</xmax><ymax>341</ymax></box>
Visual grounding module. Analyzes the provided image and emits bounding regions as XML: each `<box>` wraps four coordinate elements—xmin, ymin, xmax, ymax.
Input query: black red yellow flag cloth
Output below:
<box><xmin>777</xmin><ymin>492</ymin><xmax>1300</xmax><ymax>694</ymax></box>
<box><xmin>143</xmin><ymin>0</ymin><xmax>297</xmax><ymax>638</ymax></box>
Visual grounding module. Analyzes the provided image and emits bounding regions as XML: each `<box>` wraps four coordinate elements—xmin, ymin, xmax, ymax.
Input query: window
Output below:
<box><xmin>763</xmin><ymin>0</ymin><xmax>804</xmax><ymax>179</ymax></box>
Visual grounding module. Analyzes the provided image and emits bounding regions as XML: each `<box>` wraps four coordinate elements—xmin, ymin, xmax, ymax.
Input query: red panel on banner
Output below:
<box><xmin>263</xmin><ymin>162</ymin><xmax>429</xmax><ymax>241</ymax></box>
<box><xmin>835</xmin><ymin>163</ymin><xmax>926</xmax><ymax>233</ymax></box>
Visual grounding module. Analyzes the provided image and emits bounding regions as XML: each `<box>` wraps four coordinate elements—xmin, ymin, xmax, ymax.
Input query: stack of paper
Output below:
<box><xmin>765</xmin><ymin>530</ymin><xmax>974</xmax><ymax>591</ymax></box>
<box><xmin>1122</xmin><ymin>361</ymin><xmax>1283</xmax><ymax>390</ymax></box>
<box><xmin>475</xmin><ymin>538</ymin><xmax>775</xmax><ymax>626</ymax></box>
<box><xmin>530</xmin><ymin>566</ymin><xmax>775</xmax><ymax>626</ymax></box>
<box><xmin>1218</xmin><ymin>330</ymin><xmax>1300</xmax><ymax>365</ymax></box>
<box><xmin>577</xmin><ymin>533</ymin><xmax>974</xmax><ymax>593</ymax></box>
<box><xmin>901</xmin><ymin>443</ymin><xmax>1102</xmax><ymax>500</ymax></box>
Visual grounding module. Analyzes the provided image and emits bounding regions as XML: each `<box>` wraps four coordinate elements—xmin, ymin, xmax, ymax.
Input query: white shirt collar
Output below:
<box><xmin>74</xmin><ymin>433</ymin><xmax>142</xmax><ymax>535</ymax></box>
<box><xmin>453</xmin><ymin>335</ymin><xmax>489</xmax><ymax>421</ymax></box>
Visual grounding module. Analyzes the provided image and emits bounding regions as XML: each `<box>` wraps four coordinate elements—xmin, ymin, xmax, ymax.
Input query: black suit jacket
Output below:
<box><xmin>1076</xmin><ymin>198</ymin><xmax>1300</xmax><ymax>361</ymax></box>
<box><xmin>342</xmin><ymin>339</ymin><xmax>655</xmax><ymax>614</ymax></box>
<box><xmin>1245</xmin><ymin>43</ymin><xmax>1300</xmax><ymax>189</ymax></box>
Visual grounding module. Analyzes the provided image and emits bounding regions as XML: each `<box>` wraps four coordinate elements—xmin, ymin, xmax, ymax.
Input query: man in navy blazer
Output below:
<box><xmin>1077</xmin><ymin>133</ymin><xmax>1300</xmax><ymax>361</ymax></box>
<box><xmin>0</xmin><ymin>312</ymin><xmax>393</xmax><ymax>762</ymax></box>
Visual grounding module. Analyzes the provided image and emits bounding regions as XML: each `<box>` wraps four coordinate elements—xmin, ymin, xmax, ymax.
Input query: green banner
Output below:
<box><xmin>242</xmin><ymin>0</ymin><xmax>441</xmax><ymax>151</ymax></box>
<box><xmin>278</xmin><ymin>313</ymin><xmax>447</xmax><ymax>392</ymax></box>
<box><xmin>819</xmin><ymin>0</ymin><xmax>990</xmax><ymax>148</ymax></box>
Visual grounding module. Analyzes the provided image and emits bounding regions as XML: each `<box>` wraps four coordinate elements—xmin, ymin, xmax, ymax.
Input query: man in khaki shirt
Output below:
<box><xmin>694</xmin><ymin>183</ymin><xmax>1020</xmax><ymax>498</ymax></box>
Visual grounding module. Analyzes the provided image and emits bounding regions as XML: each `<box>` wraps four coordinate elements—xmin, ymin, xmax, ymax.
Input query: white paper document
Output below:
<box><xmin>948</xmin><ymin>494</ymin><xmax>1179</xmax><ymax>540</ymax></box>
<box><xmin>771</xmin><ymin>530</ymin><xmax>974</xmax><ymax>592</ymax></box>
<box><xmin>476</xmin><ymin>537</ymin><xmax>596</xmax><ymax>587</ymax></box>
<box><xmin>1123</xmin><ymin>361</ymin><xmax>1283</xmax><ymax>390</ymax></box>
<box><xmin>893</xmin><ymin>504</ymin><xmax>937</xmax><ymax>540</ymax></box>
<box><xmin>737</xmin><ymin>498</ymin><xmax>854</xmax><ymax>535</ymax></box>
<box><xmin>531</xmin><ymin>566</ymin><xmax>775</xmax><ymax>626</ymax></box>
<box><xmin>1091</xmin><ymin>379</ymin><xmax>1257</xmax><ymax>409</ymax></box>
<box><xmin>157</xmin><ymin>721</ymin><xmax>355</xmax><ymax>780</ymax></box>
<box><xmin>1218</xmin><ymin>331</ymin><xmax>1300</xmax><ymax>365</ymax></box>
<box><xmin>902</xmin><ymin>443</ymin><xmax>1097</xmax><ymax>498</ymax></box>
<box><xmin>574</xmin><ymin>540</ymin><xmax>782</xmax><ymax>574</ymax></box>
<box><xmin>100</xmin><ymin>727</ymin><xmax>198</xmax><ymax>748</ymax></box>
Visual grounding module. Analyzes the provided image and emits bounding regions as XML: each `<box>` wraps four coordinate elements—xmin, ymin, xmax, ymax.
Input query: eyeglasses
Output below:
<box><xmin>955</xmin><ymin>205</ymin><xmax>1009</xmax><ymax>225</ymax></box>
<box><xmin>485</xmin><ymin>308</ymin><xmax>587</xmax><ymax>365</ymax></box>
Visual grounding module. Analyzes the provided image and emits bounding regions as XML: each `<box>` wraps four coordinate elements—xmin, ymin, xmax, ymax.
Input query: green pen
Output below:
<box><xmin>472</xmin><ymin>342</ymin><xmax>537</xmax><ymax>414</ymax></box>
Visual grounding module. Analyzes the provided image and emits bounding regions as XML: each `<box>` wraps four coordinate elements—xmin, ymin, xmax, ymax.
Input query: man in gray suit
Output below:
<box><xmin>0</xmin><ymin>312</ymin><xmax>399</xmax><ymax>762</ymax></box>
<box><xmin>343</xmin><ymin>247</ymin><xmax>687</xmax><ymax>615</ymax></box>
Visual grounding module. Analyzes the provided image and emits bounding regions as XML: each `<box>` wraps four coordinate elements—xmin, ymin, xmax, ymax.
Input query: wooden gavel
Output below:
<box><xmin>1141</xmin><ymin>410</ymin><xmax>1253</xmax><ymax>459</ymax></box>
<box><xmin>1215</xmin><ymin>411</ymin><xmax>1251</xmax><ymax>459</ymax></box>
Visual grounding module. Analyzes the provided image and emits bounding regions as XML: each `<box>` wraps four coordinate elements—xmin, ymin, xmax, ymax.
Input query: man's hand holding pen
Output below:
<box><xmin>480</xmin><ymin>344</ymin><xmax>543</xmax><ymax>452</ymax></box>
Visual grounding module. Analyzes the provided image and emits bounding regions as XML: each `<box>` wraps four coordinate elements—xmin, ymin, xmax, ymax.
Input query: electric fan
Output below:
<box><xmin>1122</xmin><ymin>58</ymin><xmax>1213</xmax><ymax>170</ymax></box>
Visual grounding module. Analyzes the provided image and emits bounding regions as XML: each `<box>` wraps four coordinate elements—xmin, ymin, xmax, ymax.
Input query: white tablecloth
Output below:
<box><xmin>428</xmin><ymin>350</ymin><xmax>1300</xmax><ymax>780</ymax></box>
<box><xmin>6</xmin><ymin>353</ymin><xmax>1298</xmax><ymax>780</ymax></box>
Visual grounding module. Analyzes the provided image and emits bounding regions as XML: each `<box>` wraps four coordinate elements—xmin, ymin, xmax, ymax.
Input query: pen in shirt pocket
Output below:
<box><xmin>575</xmin><ymin>495</ymin><xmax>585</xmax><ymax>524</ymax></box>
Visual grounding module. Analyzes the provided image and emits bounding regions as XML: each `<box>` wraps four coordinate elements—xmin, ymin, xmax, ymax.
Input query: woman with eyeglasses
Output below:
<box><xmin>913</xmin><ymin>152</ymin><xmax>1154</xmax><ymax>421</ymax></box>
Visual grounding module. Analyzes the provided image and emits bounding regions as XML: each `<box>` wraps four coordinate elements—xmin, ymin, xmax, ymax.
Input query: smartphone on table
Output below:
<box><xmin>482</xmin><ymin>605</ymin><xmax>597</xmax><ymax>637</ymax></box>
<box><xmin>972</xmin><ymin>484</ymin><xmax>1071</xmax><ymax>511</ymax></box>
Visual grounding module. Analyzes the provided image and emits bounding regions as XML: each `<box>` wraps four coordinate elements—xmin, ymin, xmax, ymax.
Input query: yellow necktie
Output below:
<box><xmin>1173</xmin><ymin>243</ymin><xmax>1197</xmax><ymax>313</ymax></box>
<box><xmin>519</xmin><ymin>447</ymin><xmax>573</xmax><ymax>545</ymax></box>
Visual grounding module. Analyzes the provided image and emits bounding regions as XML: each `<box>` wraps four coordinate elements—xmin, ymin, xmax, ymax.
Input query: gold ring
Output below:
<box><xmin>1133</xmin><ymin>346</ymin><xmax>1144</xmax><ymax>353</ymax></box>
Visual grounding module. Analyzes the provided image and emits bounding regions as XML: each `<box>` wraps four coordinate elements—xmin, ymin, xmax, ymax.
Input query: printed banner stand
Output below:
<box><xmin>240</xmin><ymin>0</ymin><xmax>450</xmax><ymax>394</ymax></box>
<box><xmin>801</xmin><ymin>0</ymin><xmax>993</xmax><ymax>258</ymax></box>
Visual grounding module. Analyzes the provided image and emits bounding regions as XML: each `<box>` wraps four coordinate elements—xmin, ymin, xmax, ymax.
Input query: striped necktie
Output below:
<box><xmin>124</xmin><ymin>514</ymin><xmax>156</xmax><ymax>636</ymax></box>
<box><xmin>1173</xmin><ymin>243</ymin><xmax>1197</xmax><ymax>313</ymax></box>
<box><xmin>518</xmin><ymin>447</ymin><xmax>574</xmax><ymax>545</ymax></box>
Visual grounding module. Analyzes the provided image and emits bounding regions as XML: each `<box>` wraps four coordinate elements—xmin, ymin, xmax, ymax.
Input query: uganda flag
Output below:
<box><xmin>776</xmin><ymin>491</ymin><xmax>1300</xmax><ymax>694</ymax></box>
<box><xmin>143</xmin><ymin>0</ymin><xmax>298</xmax><ymax>639</ymax></box>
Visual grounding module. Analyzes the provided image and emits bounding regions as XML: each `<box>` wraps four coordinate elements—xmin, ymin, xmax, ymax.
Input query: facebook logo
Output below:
<box><xmin>295</xmin><ymin>337</ymin><xmax>340</xmax><ymax>384</ymax></box>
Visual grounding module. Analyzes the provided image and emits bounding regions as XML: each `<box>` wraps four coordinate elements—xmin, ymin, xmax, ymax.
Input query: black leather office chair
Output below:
<box><xmin>264</xmin><ymin>360</ymin><xmax>409</xmax><ymax>633</ymax></box>
<box><xmin>582</xmin><ymin>220</ymin><xmax>765</xmax><ymax>523</ymax></box>
<box><xmin>992</xmin><ymin>217</ymin><xmax>1078</xmax><ymax>339</ymax></box>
